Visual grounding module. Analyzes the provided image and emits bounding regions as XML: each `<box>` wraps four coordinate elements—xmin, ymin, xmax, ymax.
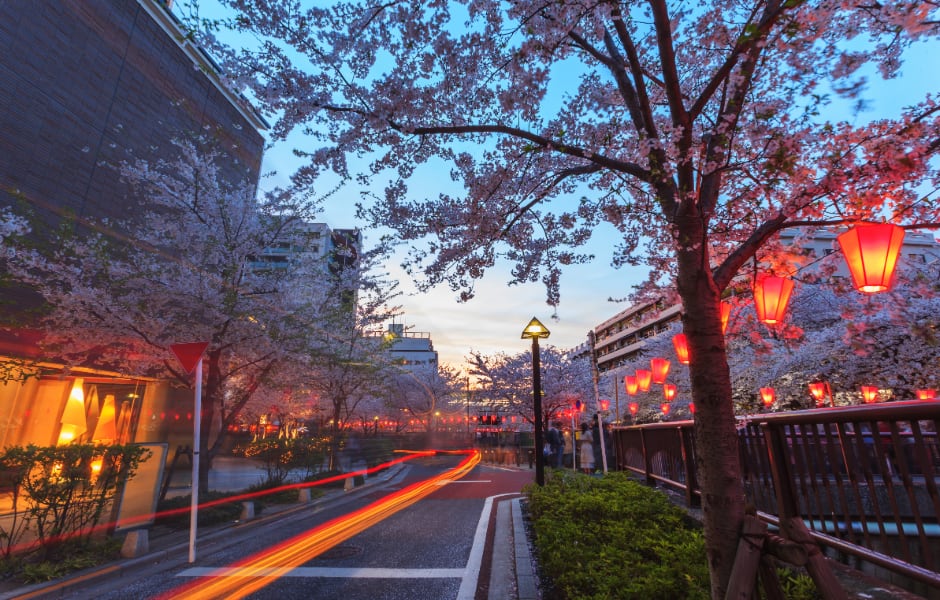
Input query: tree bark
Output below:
<box><xmin>676</xmin><ymin>219</ymin><xmax>746</xmax><ymax>599</ymax></box>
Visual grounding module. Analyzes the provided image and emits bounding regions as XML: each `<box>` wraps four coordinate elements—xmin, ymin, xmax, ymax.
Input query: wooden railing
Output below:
<box><xmin>610</xmin><ymin>401</ymin><xmax>940</xmax><ymax>594</ymax></box>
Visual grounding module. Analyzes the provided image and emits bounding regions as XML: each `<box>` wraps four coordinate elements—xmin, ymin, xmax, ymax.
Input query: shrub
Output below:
<box><xmin>242</xmin><ymin>435</ymin><xmax>330</xmax><ymax>485</ymax></box>
<box><xmin>0</xmin><ymin>443</ymin><xmax>148</xmax><ymax>562</ymax></box>
<box><xmin>525</xmin><ymin>471</ymin><xmax>710</xmax><ymax>600</ymax></box>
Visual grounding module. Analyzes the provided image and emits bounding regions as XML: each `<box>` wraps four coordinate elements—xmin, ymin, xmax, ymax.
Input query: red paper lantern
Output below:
<box><xmin>663</xmin><ymin>383</ymin><xmax>677</xmax><ymax>401</ymax></box>
<box><xmin>636</xmin><ymin>369</ymin><xmax>652</xmax><ymax>392</ymax></box>
<box><xmin>916</xmin><ymin>389</ymin><xmax>936</xmax><ymax>401</ymax></box>
<box><xmin>660</xmin><ymin>403</ymin><xmax>671</xmax><ymax>416</ymax></box>
<box><xmin>650</xmin><ymin>357</ymin><xmax>671</xmax><ymax>384</ymax></box>
<box><xmin>628</xmin><ymin>402</ymin><xmax>639</xmax><ymax>416</ymax></box>
<box><xmin>860</xmin><ymin>385</ymin><xmax>879</xmax><ymax>404</ymax></box>
<box><xmin>688</xmin><ymin>402</ymin><xmax>695</xmax><ymax>414</ymax></box>
<box><xmin>720</xmin><ymin>302</ymin><xmax>731</xmax><ymax>334</ymax></box>
<box><xmin>672</xmin><ymin>333</ymin><xmax>690</xmax><ymax>365</ymax></box>
<box><xmin>624</xmin><ymin>375</ymin><xmax>639</xmax><ymax>395</ymax></box>
<box><xmin>837</xmin><ymin>223</ymin><xmax>905</xmax><ymax>294</ymax></box>
<box><xmin>753</xmin><ymin>275</ymin><xmax>794</xmax><ymax>325</ymax></box>
<box><xmin>808</xmin><ymin>381</ymin><xmax>831</xmax><ymax>407</ymax></box>
<box><xmin>760</xmin><ymin>387</ymin><xmax>775</xmax><ymax>407</ymax></box>
<box><xmin>599</xmin><ymin>399</ymin><xmax>610</xmax><ymax>412</ymax></box>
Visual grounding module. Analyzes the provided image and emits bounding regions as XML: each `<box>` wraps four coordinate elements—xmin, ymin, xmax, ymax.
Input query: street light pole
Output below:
<box><xmin>522</xmin><ymin>317</ymin><xmax>550</xmax><ymax>486</ymax></box>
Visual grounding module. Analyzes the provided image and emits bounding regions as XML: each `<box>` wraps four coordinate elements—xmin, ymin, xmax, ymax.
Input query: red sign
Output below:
<box><xmin>170</xmin><ymin>342</ymin><xmax>209</xmax><ymax>374</ymax></box>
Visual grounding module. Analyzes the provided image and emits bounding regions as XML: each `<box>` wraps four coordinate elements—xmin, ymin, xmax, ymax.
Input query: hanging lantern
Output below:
<box><xmin>837</xmin><ymin>223</ymin><xmax>905</xmax><ymax>294</ymax></box>
<box><xmin>720</xmin><ymin>302</ymin><xmax>732</xmax><ymax>334</ymax></box>
<box><xmin>753</xmin><ymin>275</ymin><xmax>794</xmax><ymax>325</ymax></box>
<box><xmin>860</xmin><ymin>385</ymin><xmax>879</xmax><ymax>404</ymax></box>
<box><xmin>628</xmin><ymin>402</ymin><xmax>639</xmax><ymax>416</ymax></box>
<box><xmin>808</xmin><ymin>381</ymin><xmax>830</xmax><ymax>407</ymax></box>
<box><xmin>916</xmin><ymin>389</ymin><xmax>936</xmax><ymax>401</ymax></box>
<box><xmin>688</xmin><ymin>402</ymin><xmax>695</xmax><ymax>414</ymax></box>
<box><xmin>663</xmin><ymin>383</ymin><xmax>677</xmax><ymax>402</ymax></box>
<box><xmin>624</xmin><ymin>375</ymin><xmax>639</xmax><ymax>395</ymax></box>
<box><xmin>760</xmin><ymin>387</ymin><xmax>775</xmax><ymax>407</ymax></box>
<box><xmin>636</xmin><ymin>369</ymin><xmax>652</xmax><ymax>392</ymax></box>
<box><xmin>599</xmin><ymin>399</ymin><xmax>610</xmax><ymax>412</ymax></box>
<box><xmin>660</xmin><ymin>403</ymin><xmax>671</xmax><ymax>416</ymax></box>
<box><xmin>672</xmin><ymin>334</ymin><xmax>690</xmax><ymax>365</ymax></box>
<box><xmin>650</xmin><ymin>357</ymin><xmax>671</xmax><ymax>384</ymax></box>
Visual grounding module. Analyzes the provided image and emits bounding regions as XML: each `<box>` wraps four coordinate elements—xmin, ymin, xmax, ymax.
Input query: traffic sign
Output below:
<box><xmin>170</xmin><ymin>342</ymin><xmax>209</xmax><ymax>374</ymax></box>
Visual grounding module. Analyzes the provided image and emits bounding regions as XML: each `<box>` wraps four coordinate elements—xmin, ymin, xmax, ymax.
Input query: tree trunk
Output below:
<box><xmin>676</xmin><ymin>226</ymin><xmax>746</xmax><ymax>599</ymax></box>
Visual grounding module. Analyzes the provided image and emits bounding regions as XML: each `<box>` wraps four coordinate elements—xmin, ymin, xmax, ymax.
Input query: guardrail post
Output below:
<box><xmin>640</xmin><ymin>428</ymin><xmax>654</xmax><ymax>486</ymax></box>
<box><xmin>761</xmin><ymin>422</ymin><xmax>844</xmax><ymax>599</ymax></box>
<box><xmin>678</xmin><ymin>425</ymin><xmax>699</xmax><ymax>507</ymax></box>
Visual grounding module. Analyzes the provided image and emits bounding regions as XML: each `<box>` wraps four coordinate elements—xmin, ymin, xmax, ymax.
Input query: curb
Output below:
<box><xmin>511</xmin><ymin>498</ymin><xmax>538</xmax><ymax>600</ymax></box>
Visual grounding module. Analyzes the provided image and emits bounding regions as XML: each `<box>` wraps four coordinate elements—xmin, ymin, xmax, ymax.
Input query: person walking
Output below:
<box><xmin>547</xmin><ymin>421</ymin><xmax>564</xmax><ymax>468</ymax></box>
<box><xmin>579</xmin><ymin>422</ymin><xmax>594</xmax><ymax>474</ymax></box>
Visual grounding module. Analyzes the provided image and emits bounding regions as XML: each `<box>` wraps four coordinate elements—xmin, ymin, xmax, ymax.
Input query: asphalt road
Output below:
<box><xmin>45</xmin><ymin>453</ymin><xmax>532</xmax><ymax>600</ymax></box>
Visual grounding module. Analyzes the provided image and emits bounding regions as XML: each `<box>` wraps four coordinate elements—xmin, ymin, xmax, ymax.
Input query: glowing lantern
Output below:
<box><xmin>628</xmin><ymin>402</ymin><xmax>639</xmax><ymax>416</ymax></box>
<box><xmin>760</xmin><ymin>387</ymin><xmax>775</xmax><ymax>407</ymax></box>
<box><xmin>90</xmin><ymin>458</ymin><xmax>104</xmax><ymax>479</ymax></box>
<box><xmin>837</xmin><ymin>223</ymin><xmax>905</xmax><ymax>294</ymax></box>
<box><xmin>599</xmin><ymin>399</ymin><xmax>610</xmax><ymax>412</ymax></box>
<box><xmin>663</xmin><ymin>383</ymin><xmax>677</xmax><ymax>402</ymax></box>
<box><xmin>660</xmin><ymin>403</ymin><xmax>671</xmax><ymax>416</ymax></box>
<box><xmin>808</xmin><ymin>382</ymin><xmax>831</xmax><ymax>407</ymax></box>
<box><xmin>688</xmin><ymin>402</ymin><xmax>696</xmax><ymax>414</ymax></box>
<box><xmin>650</xmin><ymin>357</ymin><xmax>671</xmax><ymax>384</ymax></box>
<box><xmin>860</xmin><ymin>386</ymin><xmax>879</xmax><ymax>404</ymax></box>
<box><xmin>636</xmin><ymin>370</ymin><xmax>652</xmax><ymax>392</ymax></box>
<box><xmin>753</xmin><ymin>275</ymin><xmax>794</xmax><ymax>325</ymax></box>
<box><xmin>720</xmin><ymin>302</ymin><xmax>731</xmax><ymax>334</ymax></box>
<box><xmin>624</xmin><ymin>375</ymin><xmax>639</xmax><ymax>395</ymax></box>
<box><xmin>672</xmin><ymin>334</ymin><xmax>690</xmax><ymax>365</ymax></box>
<box><xmin>916</xmin><ymin>389</ymin><xmax>936</xmax><ymax>401</ymax></box>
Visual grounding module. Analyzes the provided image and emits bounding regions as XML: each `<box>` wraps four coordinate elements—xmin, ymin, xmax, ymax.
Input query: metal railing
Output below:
<box><xmin>611</xmin><ymin>401</ymin><xmax>940</xmax><ymax>592</ymax></box>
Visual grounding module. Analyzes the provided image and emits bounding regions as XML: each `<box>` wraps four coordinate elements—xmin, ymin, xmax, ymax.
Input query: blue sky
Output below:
<box><xmin>191</xmin><ymin>2</ymin><xmax>939</xmax><ymax>370</ymax></box>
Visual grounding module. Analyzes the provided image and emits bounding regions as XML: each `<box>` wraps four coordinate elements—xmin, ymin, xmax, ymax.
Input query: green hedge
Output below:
<box><xmin>525</xmin><ymin>471</ymin><xmax>710</xmax><ymax>600</ymax></box>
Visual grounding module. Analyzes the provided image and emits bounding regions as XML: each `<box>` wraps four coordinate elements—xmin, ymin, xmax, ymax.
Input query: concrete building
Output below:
<box><xmin>384</xmin><ymin>323</ymin><xmax>439</xmax><ymax>370</ymax></box>
<box><xmin>0</xmin><ymin>0</ymin><xmax>266</xmax><ymax>450</ymax></box>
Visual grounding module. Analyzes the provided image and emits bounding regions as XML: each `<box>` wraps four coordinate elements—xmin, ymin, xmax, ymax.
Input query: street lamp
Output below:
<box><xmin>522</xmin><ymin>316</ymin><xmax>550</xmax><ymax>486</ymax></box>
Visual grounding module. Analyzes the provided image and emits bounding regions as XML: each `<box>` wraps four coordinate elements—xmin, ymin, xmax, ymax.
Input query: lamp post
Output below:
<box><xmin>522</xmin><ymin>317</ymin><xmax>550</xmax><ymax>486</ymax></box>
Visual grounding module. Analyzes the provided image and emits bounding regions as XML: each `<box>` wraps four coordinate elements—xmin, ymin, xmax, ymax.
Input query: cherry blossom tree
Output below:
<box><xmin>0</xmin><ymin>137</ymin><xmax>362</xmax><ymax>489</ymax></box>
<box><xmin>194</xmin><ymin>1</ymin><xmax>940</xmax><ymax>594</ymax></box>
<box><xmin>386</xmin><ymin>363</ymin><xmax>464</xmax><ymax>431</ymax></box>
<box><xmin>468</xmin><ymin>345</ymin><xmax>594</xmax><ymax>425</ymax></box>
